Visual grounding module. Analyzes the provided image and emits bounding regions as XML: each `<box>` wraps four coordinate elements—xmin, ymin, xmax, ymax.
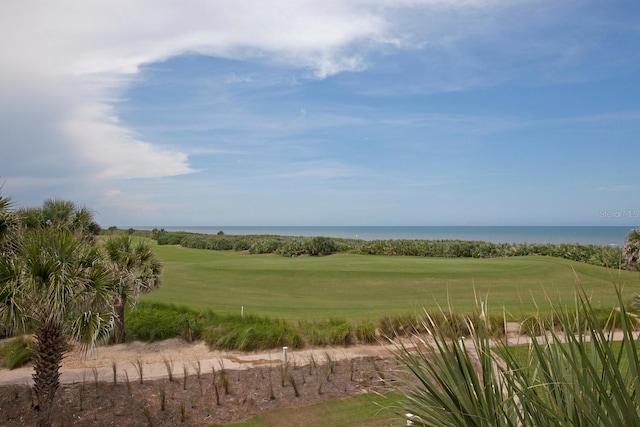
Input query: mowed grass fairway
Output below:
<box><xmin>144</xmin><ymin>243</ymin><xmax>639</xmax><ymax>320</ymax></box>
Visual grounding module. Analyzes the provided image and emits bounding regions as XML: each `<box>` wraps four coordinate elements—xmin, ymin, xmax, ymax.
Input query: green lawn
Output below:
<box><xmin>143</xmin><ymin>243</ymin><xmax>639</xmax><ymax>321</ymax></box>
<box><xmin>212</xmin><ymin>393</ymin><xmax>399</xmax><ymax>427</ymax></box>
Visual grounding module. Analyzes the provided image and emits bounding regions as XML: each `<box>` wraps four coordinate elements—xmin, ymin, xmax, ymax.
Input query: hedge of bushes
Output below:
<box><xmin>153</xmin><ymin>231</ymin><xmax>626</xmax><ymax>269</ymax></box>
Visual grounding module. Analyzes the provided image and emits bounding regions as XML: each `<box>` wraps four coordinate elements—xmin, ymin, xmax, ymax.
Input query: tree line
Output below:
<box><xmin>147</xmin><ymin>229</ymin><xmax>640</xmax><ymax>270</ymax></box>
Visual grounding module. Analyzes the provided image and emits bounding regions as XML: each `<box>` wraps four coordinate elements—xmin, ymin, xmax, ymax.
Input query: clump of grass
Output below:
<box><xmin>0</xmin><ymin>335</ymin><xmax>34</xmax><ymax>369</ymax></box>
<box><xmin>394</xmin><ymin>283</ymin><xmax>640</xmax><ymax>426</ymax></box>
<box><xmin>126</xmin><ymin>302</ymin><xmax>207</xmax><ymax>342</ymax></box>
<box><xmin>298</xmin><ymin>319</ymin><xmax>354</xmax><ymax>346</ymax></box>
<box><xmin>219</xmin><ymin>369</ymin><xmax>230</xmax><ymax>395</ymax></box>
<box><xmin>355</xmin><ymin>321</ymin><xmax>377</xmax><ymax>343</ymax></box>
<box><xmin>288</xmin><ymin>373</ymin><xmax>300</xmax><ymax>397</ymax></box>
<box><xmin>324</xmin><ymin>352</ymin><xmax>335</xmax><ymax>375</ymax></box>
<box><xmin>211</xmin><ymin>366</ymin><xmax>220</xmax><ymax>406</ymax></box>
<box><xmin>143</xmin><ymin>405</ymin><xmax>154</xmax><ymax>427</ymax></box>
<box><xmin>378</xmin><ymin>313</ymin><xmax>421</xmax><ymax>337</ymax></box>
<box><xmin>8</xmin><ymin>384</ymin><xmax>20</xmax><ymax>401</ymax></box>
<box><xmin>124</xmin><ymin>371</ymin><xmax>132</xmax><ymax>397</ymax></box>
<box><xmin>203</xmin><ymin>315</ymin><xmax>303</xmax><ymax>351</ymax></box>
<box><xmin>307</xmin><ymin>354</ymin><xmax>316</xmax><ymax>376</ymax></box>
<box><xmin>159</xmin><ymin>383</ymin><xmax>166</xmax><ymax>411</ymax></box>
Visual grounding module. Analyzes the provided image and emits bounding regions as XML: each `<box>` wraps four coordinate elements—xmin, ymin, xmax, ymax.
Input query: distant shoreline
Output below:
<box><xmin>117</xmin><ymin>225</ymin><xmax>637</xmax><ymax>247</ymax></box>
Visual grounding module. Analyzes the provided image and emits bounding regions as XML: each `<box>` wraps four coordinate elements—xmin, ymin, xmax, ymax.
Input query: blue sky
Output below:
<box><xmin>1</xmin><ymin>1</ymin><xmax>639</xmax><ymax>226</ymax></box>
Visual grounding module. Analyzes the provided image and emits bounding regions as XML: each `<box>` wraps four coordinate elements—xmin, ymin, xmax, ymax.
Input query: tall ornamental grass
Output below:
<box><xmin>394</xmin><ymin>284</ymin><xmax>640</xmax><ymax>426</ymax></box>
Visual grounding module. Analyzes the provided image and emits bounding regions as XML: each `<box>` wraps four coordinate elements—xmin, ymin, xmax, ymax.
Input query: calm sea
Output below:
<box><xmin>132</xmin><ymin>226</ymin><xmax>638</xmax><ymax>247</ymax></box>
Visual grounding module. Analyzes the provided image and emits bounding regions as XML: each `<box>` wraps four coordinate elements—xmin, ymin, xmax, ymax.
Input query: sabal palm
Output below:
<box><xmin>0</xmin><ymin>229</ymin><xmax>114</xmax><ymax>427</ymax></box>
<box><xmin>624</xmin><ymin>228</ymin><xmax>640</xmax><ymax>271</ymax></box>
<box><xmin>104</xmin><ymin>235</ymin><xmax>162</xmax><ymax>343</ymax></box>
<box><xmin>0</xmin><ymin>192</ymin><xmax>19</xmax><ymax>254</ymax></box>
<box><xmin>17</xmin><ymin>198</ymin><xmax>101</xmax><ymax>243</ymax></box>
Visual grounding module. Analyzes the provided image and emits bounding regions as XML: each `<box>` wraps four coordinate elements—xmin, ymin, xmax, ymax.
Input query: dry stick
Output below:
<box><xmin>218</xmin><ymin>358</ymin><xmax>230</xmax><ymax>395</ymax></box>
<box><xmin>212</xmin><ymin>366</ymin><xmax>220</xmax><ymax>406</ymax></box>
<box><xmin>163</xmin><ymin>357</ymin><xmax>174</xmax><ymax>382</ymax></box>
<box><xmin>159</xmin><ymin>383</ymin><xmax>166</xmax><ymax>411</ymax></box>
<box><xmin>308</xmin><ymin>354</ymin><xmax>316</xmax><ymax>376</ymax></box>
<box><xmin>111</xmin><ymin>361</ymin><xmax>117</xmax><ymax>385</ymax></box>
<box><xmin>267</xmin><ymin>354</ymin><xmax>276</xmax><ymax>400</ymax></box>
<box><xmin>79</xmin><ymin>372</ymin><xmax>86</xmax><ymax>411</ymax></box>
<box><xmin>134</xmin><ymin>359</ymin><xmax>144</xmax><ymax>384</ymax></box>
<box><xmin>316</xmin><ymin>369</ymin><xmax>325</xmax><ymax>395</ymax></box>
<box><xmin>288</xmin><ymin>373</ymin><xmax>300</xmax><ymax>398</ymax></box>
<box><xmin>182</xmin><ymin>363</ymin><xmax>188</xmax><ymax>391</ymax></box>
<box><xmin>124</xmin><ymin>371</ymin><xmax>132</xmax><ymax>397</ymax></box>
<box><xmin>193</xmin><ymin>359</ymin><xmax>201</xmax><ymax>381</ymax></box>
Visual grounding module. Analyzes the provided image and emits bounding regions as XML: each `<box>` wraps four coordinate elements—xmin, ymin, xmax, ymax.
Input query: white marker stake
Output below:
<box><xmin>282</xmin><ymin>347</ymin><xmax>288</xmax><ymax>366</ymax></box>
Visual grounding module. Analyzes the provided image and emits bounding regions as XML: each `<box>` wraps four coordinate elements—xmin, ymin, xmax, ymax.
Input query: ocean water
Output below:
<box><xmin>133</xmin><ymin>226</ymin><xmax>638</xmax><ymax>247</ymax></box>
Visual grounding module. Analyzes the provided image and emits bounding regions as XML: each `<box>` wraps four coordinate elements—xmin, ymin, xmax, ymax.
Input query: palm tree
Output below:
<box><xmin>104</xmin><ymin>235</ymin><xmax>162</xmax><ymax>344</ymax></box>
<box><xmin>623</xmin><ymin>228</ymin><xmax>640</xmax><ymax>271</ymax></box>
<box><xmin>0</xmin><ymin>191</ymin><xmax>18</xmax><ymax>253</ymax></box>
<box><xmin>17</xmin><ymin>198</ymin><xmax>101</xmax><ymax>243</ymax></box>
<box><xmin>0</xmin><ymin>229</ymin><xmax>114</xmax><ymax>427</ymax></box>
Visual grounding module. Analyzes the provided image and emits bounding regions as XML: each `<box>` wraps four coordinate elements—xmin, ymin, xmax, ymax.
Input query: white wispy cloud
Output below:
<box><xmin>1</xmin><ymin>0</ymin><xmax>634</xmax><ymax>225</ymax></box>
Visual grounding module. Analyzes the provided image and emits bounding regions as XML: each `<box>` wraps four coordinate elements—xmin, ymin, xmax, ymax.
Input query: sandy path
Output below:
<box><xmin>2</xmin><ymin>326</ymin><xmax>633</xmax><ymax>387</ymax></box>
<box><xmin>0</xmin><ymin>339</ymin><xmax>399</xmax><ymax>387</ymax></box>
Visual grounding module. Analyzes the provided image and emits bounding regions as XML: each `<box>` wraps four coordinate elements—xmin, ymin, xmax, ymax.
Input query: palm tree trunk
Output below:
<box><xmin>114</xmin><ymin>297</ymin><xmax>126</xmax><ymax>344</ymax></box>
<box><xmin>33</xmin><ymin>321</ymin><xmax>65</xmax><ymax>427</ymax></box>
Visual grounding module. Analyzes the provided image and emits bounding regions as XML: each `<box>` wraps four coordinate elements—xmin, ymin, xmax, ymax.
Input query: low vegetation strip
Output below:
<box><xmin>139</xmin><ymin>229</ymin><xmax>627</xmax><ymax>269</ymax></box>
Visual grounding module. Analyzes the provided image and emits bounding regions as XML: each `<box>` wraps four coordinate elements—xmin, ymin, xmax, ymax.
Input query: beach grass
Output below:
<box><xmin>143</xmin><ymin>242</ymin><xmax>638</xmax><ymax>321</ymax></box>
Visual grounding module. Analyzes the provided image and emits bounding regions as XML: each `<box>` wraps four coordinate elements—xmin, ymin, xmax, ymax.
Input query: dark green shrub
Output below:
<box><xmin>306</xmin><ymin>236</ymin><xmax>337</xmax><ymax>256</ymax></box>
<box><xmin>0</xmin><ymin>336</ymin><xmax>34</xmax><ymax>369</ymax></box>
<box><xmin>156</xmin><ymin>232</ymin><xmax>187</xmax><ymax>245</ymax></box>
<box><xmin>249</xmin><ymin>239</ymin><xmax>282</xmax><ymax>254</ymax></box>
<box><xmin>327</xmin><ymin>320</ymin><xmax>353</xmax><ymax>346</ymax></box>
<box><xmin>277</xmin><ymin>239</ymin><xmax>308</xmax><ymax>257</ymax></box>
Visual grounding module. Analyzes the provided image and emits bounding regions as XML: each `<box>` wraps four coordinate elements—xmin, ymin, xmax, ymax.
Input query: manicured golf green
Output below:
<box><xmin>144</xmin><ymin>243</ymin><xmax>639</xmax><ymax>321</ymax></box>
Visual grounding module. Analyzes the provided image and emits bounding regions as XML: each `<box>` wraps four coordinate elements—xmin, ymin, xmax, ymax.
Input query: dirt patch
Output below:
<box><xmin>0</xmin><ymin>354</ymin><xmax>399</xmax><ymax>426</ymax></box>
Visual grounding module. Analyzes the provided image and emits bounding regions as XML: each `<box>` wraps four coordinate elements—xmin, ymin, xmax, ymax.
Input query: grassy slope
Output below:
<box><xmin>144</xmin><ymin>243</ymin><xmax>639</xmax><ymax>321</ymax></box>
